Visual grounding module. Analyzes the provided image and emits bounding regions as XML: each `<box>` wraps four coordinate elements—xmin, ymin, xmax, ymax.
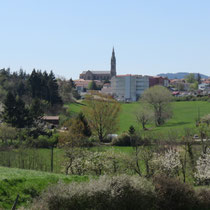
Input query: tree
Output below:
<box><xmin>189</xmin><ymin>81</ymin><xmax>198</xmax><ymax>90</ymax></box>
<box><xmin>29</xmin><ymin>98</ymin><xmax>44</xmax><ymax>123</ymax></box>
<box><xmin>194</xmin><ymin>148</ymin><xmax>210</xmax><ymax>185</ymax></box>
<box><xmin>88</xmin><ymin>80</ymin><xmax>98</xmax><ymax>90</ymax></box>
<box><xmin>57</xmin><ymin>78</ymin><xmax>74</xmax><ymax>103</ymax></box>
<box><xmin>155</xmin><ymin>149</ymin><xmax>181</xmax><ymax>177</ymax></box>
<box><xmin>141</xmin><ymin>86</ymin><xmax>172</xmax><ymax>126</ymax></box>
<box><xmin>82</xmin><ymin>92</ymin><xmax>120</xmax><ymax>142</ymax></box>
<box><xmin>48</xmin><ymin>71</ymin><xmax>63</xmax><ymax>106</ymax></box>
<box><xmin>59</xmin><ymin>119</ymin><xmax>86</xmax><ymax>147</ymax></box>
<box><xmin>2</xmin><ymin>92</ymin><xmax>31</xmax><ymax>128</ymax></box>
<box><xmin>0</xmin><ymin>124</ymin><xmax>17</xmax><ymax>143</ymax></box>
<box><xmin>197</xmin><ymin>73</ymin><xmax>202</xmax><ymax>84</ymax></box>
<box><xmin>185</xmin><ymin>73</ymin><xmax>196</xmax><ymax>83</ymax></box>
<box><xmin>76</xmin><ymin>112</ymin><xmax>92</xmax><ymax>137</ymax></box>
<box><xmin>136</xmin><ymin>106</ymin><xmax>154</xmax><ymax>130</ymax></box>
<box><xmin>129</xmin><ymin>125</ymin><xmax>135</xmax><ymax>135</ymax></box>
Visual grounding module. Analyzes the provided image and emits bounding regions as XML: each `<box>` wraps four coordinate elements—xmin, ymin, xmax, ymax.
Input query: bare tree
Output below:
<box><xmin>136</xmin><ymin>106</ymin><xmax>154</xmax><ymax>130</ymax></box>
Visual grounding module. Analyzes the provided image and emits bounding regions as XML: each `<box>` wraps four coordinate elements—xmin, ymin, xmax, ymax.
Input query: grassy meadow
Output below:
<box><xmin>68</xmin><ymin>101</ymin><xmax>210</xmax><ymax>135</ymax></box>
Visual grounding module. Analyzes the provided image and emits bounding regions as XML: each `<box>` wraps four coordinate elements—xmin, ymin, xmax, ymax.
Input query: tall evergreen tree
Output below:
<box><xmin>48</xmin><ymin>71</ymin><xmax>62</xmax><ymax>105</ymax></box>
<box><xmin>197</xmin><ymin>73</ymin><xmax>202</xmax><ymax>84</ymax></box>
<box><xmin>2</xmin><ymin>92</ymin><xmax>30</xmax><ymax>128</ymax></box>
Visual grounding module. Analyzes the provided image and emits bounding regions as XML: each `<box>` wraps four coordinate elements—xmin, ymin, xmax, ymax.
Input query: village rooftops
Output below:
<box><xmin>81</xmin><ymin>71</ymin><xmax>110</xmax><ymax>75</ymax></box>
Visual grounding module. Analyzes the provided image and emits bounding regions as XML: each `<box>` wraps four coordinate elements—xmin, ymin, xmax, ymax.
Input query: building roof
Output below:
<box><xmin>74</xmin><ymin>79</ymin><xmax>103</xmax><ymax>87</ymax></box>
<box><xmin>81</xmin><ymin>71</ymin><xmax>110</xmax><ymax>75</ymax></box>
<box><xmin>116</xmin><ymin>74</ymin><xmax>140</xmax><ymax>77</ymax></box>
<box><xmin>42</xmin><ymin>116</ymin><xmax>59</xmax><ymax>121</ymax></box>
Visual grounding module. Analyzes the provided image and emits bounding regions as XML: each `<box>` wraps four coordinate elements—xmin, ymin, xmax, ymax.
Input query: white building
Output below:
<box><xmin>111</xmin><ymin>74</ymin><xmax>149</xmax><ymax>101</ymax></box>
<box><xmin>199</xmin><ymin>83</ymin><xmax>210</xmax><ymax>91</ymax></box>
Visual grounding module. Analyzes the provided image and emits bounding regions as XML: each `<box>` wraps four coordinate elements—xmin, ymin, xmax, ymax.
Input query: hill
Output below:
<box><xmin>157</xmin><ymin>72</ymin><xmax>209</xmax><ymax>79</ymax></box>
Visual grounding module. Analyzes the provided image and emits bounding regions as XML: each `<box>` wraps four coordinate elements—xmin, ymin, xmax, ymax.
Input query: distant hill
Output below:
<box><xmin>157</xmin><ymin>72</ymin><xmax>209</xmax><ymax>79</ymax></box>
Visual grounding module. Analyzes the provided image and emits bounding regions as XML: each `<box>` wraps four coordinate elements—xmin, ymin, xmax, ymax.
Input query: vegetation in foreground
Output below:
<box><xmin>0</xmin><ymin>167</ymin><xmax>89</xmax><ymax>209</ymax></box>
<box><xmin>24</xmin><ymin>175</ymin><xmax>210</xmax><ymax>210</ymax></box>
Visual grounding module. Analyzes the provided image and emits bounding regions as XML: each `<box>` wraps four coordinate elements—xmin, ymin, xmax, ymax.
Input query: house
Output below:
<box><xmin>42</xmin><ymin>116</ymin><xmax>59</xmax><ymax>126</ymax></box>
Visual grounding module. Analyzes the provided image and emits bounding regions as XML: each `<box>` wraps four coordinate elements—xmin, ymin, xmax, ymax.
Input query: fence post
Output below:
<box><xmin>11</xmin><ymin>194</ymin><xmax>19</xmax><ymax>210</ymax></box>
<box><xmin>51</xmin><ymin>146</ymin><xmax>54</xmax><ymax>172</ymax></box>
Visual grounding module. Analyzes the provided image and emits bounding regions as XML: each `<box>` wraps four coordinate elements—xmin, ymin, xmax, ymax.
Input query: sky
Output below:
<box><xmin>0</xmin><ymin>0</ymin><xmax>210</xmax><ymax>79</ymax></box>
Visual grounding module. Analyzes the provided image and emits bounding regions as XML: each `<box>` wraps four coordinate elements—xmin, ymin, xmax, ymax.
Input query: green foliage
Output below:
<box><xmin>88</xmin><ymin>80</ymin><xmax>98</xmax><ymax>90</ymax></box>
<box><xmin>2</xmin><ymin>92</ymin><xmax>31</xmax><ymax>128</ymax></box>
<box><xmin>0</xmin><ymin>124</ymin><xmax>17</xmax><ymax>143</ymax></box>
<box><xmin>69</xmin><ymin>101</ymin><xmax>210</xmax><ymax>135</ymax></box>
<box><xmin>128</xmin><ymin>125</ymin><xmax>135</xmax><ymax>135</ymax></box>
<box><xmin>185</xmin><ymin>73</ymin><xmax>196</xmax><ymax>83</ymax></box>
<box><xmin>83</xmin><ymin>93</ymin><xmax>120</xmax><ymax>142</ymax></box>
<box><xmin>76</xmin><ymin>112</ymin><xmax>92</xmax><ymax>137</ymax></box>
<box><xmin>29</xmin><ymin>70</ymin><xmax>63</xmax><ymax>106</ymax></box>
<box><xmin>197</xmin><ymin>73</ymin><xmax>202</xmax><ymax>84</ymax></box>
<box><xmin>141</xmin><ymin>85</ymin><xmax>172</xmax><ymax>126</ymax></box>
<box><xmin>29</xmin><ymin>98</ymin><xmax>44</xmax><ymax>122</ymax></box>
<box><xmin>0</xmin><ymin>166</ymin><xmax>88</xmax><ymax>209</ymax></box>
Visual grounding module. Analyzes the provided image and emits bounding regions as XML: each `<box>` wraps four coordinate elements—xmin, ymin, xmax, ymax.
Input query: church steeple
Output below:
<box><xmin>111</xmin><ymin>47</ymin><xmax>116</xmax><ymax>77</ymax></box>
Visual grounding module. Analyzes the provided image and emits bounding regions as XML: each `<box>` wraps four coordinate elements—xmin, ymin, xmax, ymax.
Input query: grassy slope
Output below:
<box><xmin>0</xmin><ymin>167</ymin><xmax>88</xmax><ymax>209</ymax></box>
<box><xmin>69</xmin><ymin>101</ymin><xmax>210</xmax><ymax>134</ymax></box>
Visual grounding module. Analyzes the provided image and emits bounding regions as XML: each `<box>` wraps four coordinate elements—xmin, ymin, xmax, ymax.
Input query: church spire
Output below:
<box><xmin>111</xmin><ymin>47</ymin><xmax>116</xmax><ymax>77</ymax></box>
<box><xmin>112</xmin><ymin>47</ymin><xmax>115</xmax><ymax>57</ymax></box>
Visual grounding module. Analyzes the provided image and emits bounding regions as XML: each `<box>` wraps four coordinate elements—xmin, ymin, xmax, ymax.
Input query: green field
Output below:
<box><xmin>69</xmin><ymin>101</ymin><xmax>210</xmax><ymax>135</ymax></box>
<box><xmin>0</xmin><ymin>166</ymin><xmax>89</xmax><ymax>209</ymax></box>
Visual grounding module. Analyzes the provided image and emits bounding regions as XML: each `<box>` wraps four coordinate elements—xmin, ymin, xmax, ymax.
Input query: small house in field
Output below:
<box><xmin>42</xmin><ymin>116</ymin><xmax>59</xmax><ymax>126</ymax></box>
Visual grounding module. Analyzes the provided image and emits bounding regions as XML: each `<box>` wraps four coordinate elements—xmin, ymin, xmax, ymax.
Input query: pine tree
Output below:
<box><xmin>48</xmin><ymin>71</ymin><xmax>63</xmax><ymax>105</ymax></box>
<box><xmin>129</xmin><ymin>125</ymin><xmax>135</xmax><ymax>135</ymax></box>
<box><xmin>2</xmin><ymin>92</ymin><xmax>31</xmax><ymax>128</ymax></box>
<box><xmin>197</xmin><ymin>73</ymin><xmax>201</xmax><ymax>84</ymax></box>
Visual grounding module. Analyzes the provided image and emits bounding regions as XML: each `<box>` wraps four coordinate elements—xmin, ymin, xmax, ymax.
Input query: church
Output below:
<box><xmin>79</xmin><ymin>48</ymin><xmax>116</xmax><ymax>80</ymax></box>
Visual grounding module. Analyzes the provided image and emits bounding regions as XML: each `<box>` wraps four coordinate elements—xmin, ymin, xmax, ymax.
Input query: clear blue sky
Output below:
<box><xmin>0</xmin><ymin>0</ymin><xmax>210</xmax><ymax>79</ymax></box>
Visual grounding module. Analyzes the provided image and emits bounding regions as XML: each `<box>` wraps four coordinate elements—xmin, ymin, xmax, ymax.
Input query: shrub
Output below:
<box><xmin>195</xmin><ymin>188</ymin><xmax>210</xmax><ymax>210</ymax></box>
<box><xmin>194</xmin><ymin>148</ymin><xmax>210</xmax><ymax>185</ymax></box>
<box><xmin>28</xmin><ymin>175</ymin><xmax>155</xmax><ymax>210</ymax></box>
<box><xmin>64</xmin><ymin>148</ymin><xmax>128</xmax><ymax>175</ymax></box>
<box><xmin>112</xmin><ymin>133</ymin><xmax>131</xmax><ymax>146</ymax></box>
<box><xmin>153</xmin><ymin>175</ymin><xmax>196</xmax><ymax>210</ymax></box>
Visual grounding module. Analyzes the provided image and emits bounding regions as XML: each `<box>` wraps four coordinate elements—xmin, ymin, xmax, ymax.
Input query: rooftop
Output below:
<box><xmin>81</xmin><ymin>71</ymin><xmax>110</xmax><ymax>75</ymax></box>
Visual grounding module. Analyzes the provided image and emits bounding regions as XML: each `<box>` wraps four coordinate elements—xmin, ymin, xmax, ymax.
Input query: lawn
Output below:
<box><xmin>69</xmin><ymin>101</ymin><xmax>210</xmax><ymax>135</ymax></box>
<box><xmin>0</xmin><ymin>166</ymin><xmax>89</xmax><ymax>209</ymax></box>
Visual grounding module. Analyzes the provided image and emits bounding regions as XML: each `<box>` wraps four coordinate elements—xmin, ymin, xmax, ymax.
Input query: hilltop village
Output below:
<box><xmin>74</xmin><ymin>49</ymin><xmax>210</xmax><ymax>101</ymax></box>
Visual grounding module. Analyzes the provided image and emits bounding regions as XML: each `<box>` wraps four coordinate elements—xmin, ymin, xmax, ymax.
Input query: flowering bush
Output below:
<box><xmin>26</xmin><ymin>175</ymin><xmax>155</xmax><ymax>210</ymax></box>
<box><xmin>152</xmin><ymin>148</ymin><xmax>181</xmax><ymax>177</ymax></box>
<box><xmin>64</xmin><ymin>148</ymin><xmax>129</xmax><ymax>175</ymax></box>
<box><xmin>194</xmin><ymin>148</ymin><xmax>210</xmax><ymax>185</ymax></box>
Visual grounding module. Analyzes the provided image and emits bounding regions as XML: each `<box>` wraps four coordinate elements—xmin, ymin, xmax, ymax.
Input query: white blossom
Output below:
<box><xmin>154</xmin><ymin>148</ymin><xmax>181</xmax><ymax>177</ymax></box>
<box><xmin>194</xmin><ymin>148</ymin><xmax>210</xmax><ymax>185</ymax></box>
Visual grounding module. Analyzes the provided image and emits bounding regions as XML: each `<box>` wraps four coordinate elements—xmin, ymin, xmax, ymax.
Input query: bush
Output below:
<box><xmin>112</xmin><ymin>133</ymin><xmax>131</xmax><ymax>146</ymax></box>
<box><xmin>153</xmin><ymin>175</ymin><xmax>196</xmax><ymax>210</ymax></box>
<box><xmin>195</xmin><ymin>188</ymin><xmax>210</xmax><ymax>210</ymax></box>
<box><xmin>28</xmin><ymin>175</ymin><xmax>155</xmax><ymax>210</ymax></box>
